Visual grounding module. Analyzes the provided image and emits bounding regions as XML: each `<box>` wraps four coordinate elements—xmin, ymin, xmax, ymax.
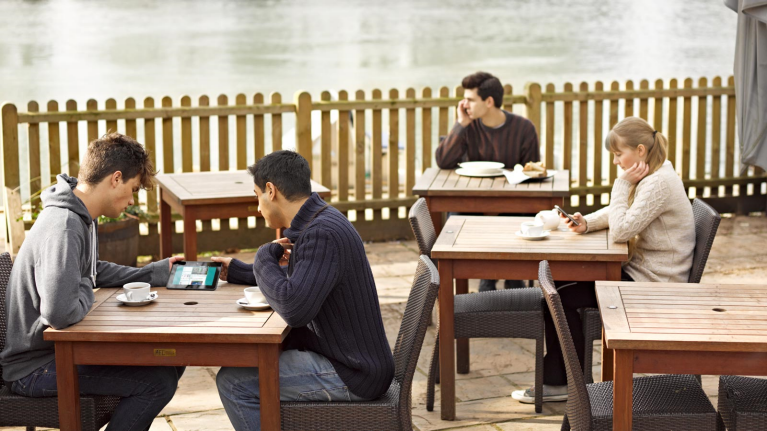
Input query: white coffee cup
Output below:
<box><xmin>244</xmin><ymin>287</ymin><xmax>266</xmax><ymax>305</ymax></box>
<box><xmin>123</xmin><ymin>282</ymin><xmax>151</xmax><ymax>302</ymax></box>
<box><xmin>535</xmin><ymin>210</ymin><xmax>560</xmax><ymax>230</ymax></box>
<box><xmin>521</xmin><ymin>221</ymin><xmax>545</xmax><ymax>237</ymax></box>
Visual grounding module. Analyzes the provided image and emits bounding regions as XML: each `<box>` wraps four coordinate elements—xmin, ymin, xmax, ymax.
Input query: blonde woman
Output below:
<box><xmin>513</xmin><ymin>116</ymin><xmax>695</xmax><ymax>404</ymax></box>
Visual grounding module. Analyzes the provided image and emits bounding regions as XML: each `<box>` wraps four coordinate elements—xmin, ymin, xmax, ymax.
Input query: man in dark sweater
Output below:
<box><xmin>436</xmin><ymin>71</ymin><xmax>542</xmax><ymax>291</ymax></box>
<box><xmin>212</xmin><ymin>151</ymin><xmax>394</xmax><ymax>431</ymax></box>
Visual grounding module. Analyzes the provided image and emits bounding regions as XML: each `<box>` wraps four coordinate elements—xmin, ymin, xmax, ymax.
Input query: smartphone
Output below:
<box><xmin>554</xmin><ymin>205</ymin><xmax>580</xmax><ymax>226</ymax></box>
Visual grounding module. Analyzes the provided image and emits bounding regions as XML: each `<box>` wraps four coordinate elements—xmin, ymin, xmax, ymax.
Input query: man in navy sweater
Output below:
<box><xmin>212</xmin><ymin>151</ymin><xmax>395</xmax><ymax>430</ymax></box>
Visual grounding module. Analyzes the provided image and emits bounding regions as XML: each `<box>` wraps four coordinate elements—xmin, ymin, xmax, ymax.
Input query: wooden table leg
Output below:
<box><xmin>613</xmin><ymin>349</ymin><xmax>633</xmax><ymax>431</ymax></box>
<box><xmin>159</xmin><ymin>189</ymin><xmax>172</xmax><ymax>259</ymax></box>
<box><xmin>601</xmin><ymin>329</ymin><xmax>614</xmax><ymax>382</ymax></box>
<box><xmin>438</xmin><ymin>260</ymin><xmax>456</xmax><ymax>420</ymax></box>
<box><xmin>456</xmin><ymin>279</ymin><xmax>470</xmax><ymax>374</ymax></box>
<box><xmin>259</xmin><ymin>344</ymin><xmax>281</xmax><ymax>431</ymax></box>
<box><xmin>182</xmin><ymin>207</ymin><xmax>197</xmax><ymax>261</ymax></box>
<box><xmin>55</xmin><ymin>342</ymin><xmax>81</xmax><ymax>431</ymax></box>
<box><xmin>426</xmin><ymin>197</ymin><xmax>443</xmax><ymax>235</ymax></box>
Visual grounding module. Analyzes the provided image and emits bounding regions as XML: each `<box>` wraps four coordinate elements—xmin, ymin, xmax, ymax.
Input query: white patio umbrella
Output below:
<box><xmin>725</xmin><ymin>0</ymin><xmax>767</xmax><ymax>173</ymax></box>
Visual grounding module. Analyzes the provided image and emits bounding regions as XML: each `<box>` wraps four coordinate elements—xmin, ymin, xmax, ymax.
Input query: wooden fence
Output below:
<box><xmin>2</xmin><ymin>76</ymin><xmax>765</xmax><ymax>255</ymax></box>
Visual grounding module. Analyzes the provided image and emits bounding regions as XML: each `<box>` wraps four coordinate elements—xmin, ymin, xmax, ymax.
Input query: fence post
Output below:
<box><xmin>1</xmin><ymin>103</ymin><xmax>25</xmax><ymax>256</ymax></box>
<box><xmin>525</xmin><ymin>83</ymin><xmax>542</xmax><ymax>136</ymax></box>
<box><xmin>294</xmin><ymin>91</ymin><xmax>313</xmax><ymax>171</ymax></box>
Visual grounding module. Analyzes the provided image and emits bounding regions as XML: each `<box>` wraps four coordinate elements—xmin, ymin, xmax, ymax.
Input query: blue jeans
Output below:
<box><xmin>216</xmin><ymin>349</ymin><xmax>367</xmax><ymax>431</ymax></box>
<box><xmin>10</xmin><ymin>360</ymin><xmax>185</xmax><ymax>431</ymax></box>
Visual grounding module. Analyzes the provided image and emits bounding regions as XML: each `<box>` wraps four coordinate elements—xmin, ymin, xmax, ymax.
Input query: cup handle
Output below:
<box><xmin>126</xmin><ymin>291</ymin><xmax>133</xmax><ymax>301</ymax></box>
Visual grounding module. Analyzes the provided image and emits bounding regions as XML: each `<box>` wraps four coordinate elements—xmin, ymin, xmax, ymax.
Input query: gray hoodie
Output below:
<box><xmin>0</xmin><ymin>174</ymin><xmax>170</xmax><ymax>381</ymax></box>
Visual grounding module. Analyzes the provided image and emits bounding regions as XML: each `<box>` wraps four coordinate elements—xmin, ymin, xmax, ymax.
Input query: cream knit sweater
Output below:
<box><xmin>583</xmin><ymin>161</ymin><xmax>695</xmax><ymax>283</ymax></box>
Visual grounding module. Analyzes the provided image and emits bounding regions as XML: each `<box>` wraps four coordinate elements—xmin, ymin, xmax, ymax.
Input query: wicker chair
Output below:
<box><xmin>280</xmin><ymin>255</ymin><xmax>439</xmax><ymax>430</ymax></box>
<box><xmin>408</xmin><ymin>198</ymin><xmax>545</xmax><ymax>413</ymax></box>
<box><xmin>0</xmin><ymin>252</ymin><xmax>121</xmax><ymax>431</ymax></box>
<box><xmin>578</xmin><ymin>198</ymin><xmax>722</xmax><ymax>383</ymax></box>
<box><xmin>718</xmin><ymin>375</ymin><xmax>767</xmax><ymax>430</ymax></box>
<box><xmin>538</xmin><ymin>260</ymin><xmax>721</xmax><ymax>431</ymax></box>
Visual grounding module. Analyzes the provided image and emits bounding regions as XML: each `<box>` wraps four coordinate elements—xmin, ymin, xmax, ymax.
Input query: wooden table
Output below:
<box><xmin>156</xmin><ymin>170</ymin><xmax>331</xmax><ymax>260</ymax></box>
<box><xmin>597</xmin><ymin>281</ymin><xmax>767</xmax><ymax>431</ymax></box>
<box><xmin>431</xmin><ymin>216</ymin><xmax>628</xmax><ymax>420</ymax></box>
<box><xmin>44</xmin><ymin>282</ymin><xmax>290</xmax><ymax>431</ymax></box>
<box><xmin>412</xmin><ymin>168</ymin><xmax>570</xmax><ymax>233</ymax></box>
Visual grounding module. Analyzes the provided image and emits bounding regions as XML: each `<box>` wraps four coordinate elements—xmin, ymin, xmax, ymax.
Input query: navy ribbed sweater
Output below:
<box><xmin>228</xmin><ymin>193</ymin><xmax>395</xmax><ymax>399</ymax></box>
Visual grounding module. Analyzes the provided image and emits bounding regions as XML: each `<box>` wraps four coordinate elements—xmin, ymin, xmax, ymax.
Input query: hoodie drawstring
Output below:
<box><xmin>91</xmin><ymin>222</ymin><xmax>97</xmax><ymax>286</ymax></box>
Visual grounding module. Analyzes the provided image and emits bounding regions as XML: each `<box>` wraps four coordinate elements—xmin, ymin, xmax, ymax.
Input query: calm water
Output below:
<box><xmin>0</xmin><ymin>0</ymin><xmax>737</xmax><ymax>104</ymax></box>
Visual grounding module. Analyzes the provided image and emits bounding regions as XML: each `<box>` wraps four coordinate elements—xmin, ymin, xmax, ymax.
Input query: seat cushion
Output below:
<box><xmin>718</xmin><ymin>375</ymin><xmax>767</xmax><ymax>430</ymax></box>
<box><xmin>588</xmin><ymin>374</ymin><xmax>718</xmax><ymax>431</ymax></box>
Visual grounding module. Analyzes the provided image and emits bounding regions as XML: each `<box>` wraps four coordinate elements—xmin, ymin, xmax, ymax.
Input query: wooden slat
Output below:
<box><xmin>144</xmin><ymin>97</ymin><xmax>158</xmax><ymax>213</ymax></box>
<box><xmin>47</xmin><ymin>100</ymin><xmax>62</xmax><ymax>177</ymax></box>
<box><xmin>438</xmin><ymin>86</ymin><xmax>449</xmax><ymax>138</ymax></box>
<box><xmin>86</xmin><ymin>99</ymin><xmax>98</xmax><ymax>143</ymax></box>
<box><xmin>653</xmin><ymin>79</ymin><xmax>663</xmax><ymax>139</ymax></box>
<box><xmin>593</xmin><ymin>82</ymin><xmax>603</xmax><ymax>187</ymax></box>
<box><xmin>105</xmin><ymin>98</ymin><xmax>117</xmax><ymax>134</ymax></box>
<box><xmin>595</xmin><ymin>284</ymin><xmax>630</xmax><ymax>334</ymax></box>
<box><xmin>421</xmin><ymin>87</ymin><xmax>432</xmax><ymax>171</ymax></box>
<box><xmin>162</xmin><ymin>96</ymin><xmax>174</xmax><ymax>175</ymax></box>
<box><xmin>725</xmin><ymin>76</ymin><xmax>736</xmax><ymax>178</ymax></box>
<box><xmin>337</xmin><ymin>90</ymin><xmax>349</xmax><ymax>202</ymax></box>
<box><xmin>608</xmin><ymin>81</ymin><xmax>619</xmax><ymax>183</ymax></box>
<box><xmin>682</xmin><ymin>78</ymin><xmax>693</xmax><ymax>180</ymax></box>
<box><xmin>125</xmin><ymin>98</ymin><xmax>137</xmax><ymax>138</ymax></box>
<box><xmin>320</xmin><ymin>91</ymin><xmax>332</xmax><ymax>189</ymax></box>
<box><xmin>253</xmin><ymin>93</ymin><xmax>265</xmax><ymax>161</ymax></box>
<box><xmin>624</xmin><ymin>80</ymin><xmax>634</xmax><ymax>118</ymax></box>
<box><xmin>218</xmin><ymin>95</ymin><xmax>229</xmax><ymax>171</ymax></box>
<box><xmin>405</xmin><ymin>88</ymin><xmax>416</xmax><ymax>196</ymax></box>
<box><xmin>545</xmin><ymin>83</ymin><xmax>555</xmax><ymax>169</ymax></box>
<box><xmin>668</xmin><ymin>79</ymin><xmax>679</xmax><ymax>170</ymax></box>
<box><xmin>354</xmin><ymin>90</ymin><xmax>366</xmax><ymax>202</ymax></box>
<box><xmin>578</xmin><ymin>82</ymin><xmax>588</xmax><ymax>191</ymax></box>
<box><xmin>199</xmin><ymin>96</ymin><xmax>211</xmax><ymax>172</ymax></box>
<box><xmin>181</xmin><ymin>96</ymin><xmax>193</xmax><ymax>173</ymax></box>
<box><xmin>711</xmin><ymin>77</ymin><xmax>722</xmax><ymax>180</ymax></box>
<box><xmin>236</xmin><ymin>94</ymin><xmax>247</xmax><ymax>169</ymax></box>
<box><xmin>697</xmin><ymin>77</ymin><xmax>708</xmax><ymax>180</ymax></box>
<box><xmin>372</xmin><ymin>89</ymin><xmax>383</xmax><ymax>221</ymax></box>
<box><xmin>639</xmin><ymin>79</ymin><xmax>649</xmax><ymax>120</ymax></box>
<box><xmin>295</xmin><ymin>92</ymin><xmax>313</xmax><ymax>170</ymax></box>
<box><xmin>65</xmin><ymin>100</ymin><xmax>79</xmax><ymax>177</ymax></box>
<box><xmin>563</xmin><ymin>83</ymin><xmax>573</xmax><ymax>174</ymax></box>
<box><xmin>271</xmin><ymin>92</ymin><xmax>282</xmax><ymax>152</ymax></box>
<box><xmin>502</xmin><ymin>84</ymin><xmax>512</xmax><ymax>112</ymax></box>
<box><xmin>388</xmin><ymin>88</ymin><xmax>399</xmax><ymax>207</ymax></box>
<box><xmin>27</xmin><ymin>101</ymin><xmax>41</xmax><ymax>212</ymax></box>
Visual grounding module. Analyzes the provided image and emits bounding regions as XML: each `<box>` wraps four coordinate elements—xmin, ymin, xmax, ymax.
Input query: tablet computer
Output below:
<box><xmin>166</xmin><ymin>261</ymin><xmax>222</xmax><ymax>291</ymax></box>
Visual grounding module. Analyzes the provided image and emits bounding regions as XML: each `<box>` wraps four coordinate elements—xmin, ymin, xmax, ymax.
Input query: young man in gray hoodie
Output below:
<box><xmin>0</xmin><ymin>133</ymin><xmax>184</xmax><ymax>431</ymax></box>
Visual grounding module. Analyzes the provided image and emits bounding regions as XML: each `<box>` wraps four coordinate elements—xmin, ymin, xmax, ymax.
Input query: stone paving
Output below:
<box><xmin>2</xmin><ymin>214</ymin><xmax>767</xmax><ymax>430</ymax></box>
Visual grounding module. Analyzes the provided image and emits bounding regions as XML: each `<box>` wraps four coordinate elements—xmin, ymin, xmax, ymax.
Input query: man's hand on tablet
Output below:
<box><xmin>211</xmin><ymin>256</ymin><xmax>233</xmax><ymax>281</ymax></box>
<box><xmin>168</xmin><ymin>256</ymin><xmax>184</xmax><ymax>271</ymax></box>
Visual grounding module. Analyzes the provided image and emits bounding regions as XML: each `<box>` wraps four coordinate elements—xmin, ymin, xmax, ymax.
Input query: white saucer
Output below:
<box><xmin>455</xmin><ymin>168</ymin><xmax>504</xmax><ymax>178</ymax></box>
<box><xmin>515</xmin><ymin>231</ymin><xmax>550</xmax><ymax>241</ymax></box>
<box><xmin>116</xmin><ymin>292</ymin><xmax>158</xmax><ymax>306</ymax></box>
<box><xmin>237</xmin><ymin>298</ymin><xmax>271</xmax><ymax>311</ymax></box>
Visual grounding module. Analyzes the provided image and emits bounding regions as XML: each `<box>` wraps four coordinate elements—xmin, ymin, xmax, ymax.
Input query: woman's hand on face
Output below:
<box><xmin>619</xmin><ymin>161</ymin><xmax>650</xmax><ymax>185</ymax></box>
<box><xmin>560</xmin><ymin>212</ymin><xmax>587</xmax><ymax>233</ymax></box>
<box><xmin>210</xmin><ymin>256</ymin><xmax>232</xmax><ymax>281</ymax></box>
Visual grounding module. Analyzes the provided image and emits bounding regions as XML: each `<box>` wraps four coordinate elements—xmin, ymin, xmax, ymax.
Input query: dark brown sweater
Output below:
<box><xmin>435</xmin><ymin>110</ymin><xmax>541</xmax><ymax>169</ymax></box>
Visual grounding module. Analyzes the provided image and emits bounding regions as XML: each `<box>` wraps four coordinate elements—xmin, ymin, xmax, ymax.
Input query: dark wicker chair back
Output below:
<box><xmin>688</xmin><ymin>198</ymin><xmax>721</xmax><ymax>283</ymax></box>
<box><xmin>393</xmin><ymin>255</ymin><xmax>439</xmax><ymax>402</ymax></box>
<box><xmin>0</xmin><ymin>252</ymin><xmax>12</xmax><ymax>388</ymax></box>
<box><xmin>408</xmin><ymin>198</ymin><xmax>437</xmax><ymax>257</ymax></box>
<box><xmin>538</xmin><ymin>261</ymin><xmax>592</xmax><ymax>430</ymax></box>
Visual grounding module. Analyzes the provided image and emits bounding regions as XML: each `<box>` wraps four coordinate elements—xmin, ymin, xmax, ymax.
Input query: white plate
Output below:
<box><xmin>458</xmin><ymin>161</ymin><xmax>505</xmax><ymax>172</ymax></box>
<box><xmin>515</xmin><ymin>231</ymin><xmax>550</xmax><ymax>241</ymax></box>
<box><xmin>237</xmin><ymin>298</ymin><xmax>271</xmax><ymax>311</ymax></box>
<box><xmin>455</xmin><ymin>168</ymin><xmax>504</xmax><ymax>178</ymax></box>
<box><xmin>116</xmin><ymin>292</ymin><xmax>158</xmax><ymax>306</ymax></box>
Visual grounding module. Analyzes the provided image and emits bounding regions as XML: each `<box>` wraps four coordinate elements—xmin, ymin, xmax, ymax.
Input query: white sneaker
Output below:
<box><xmin>511</xmin><ymin>384</ymin><xmax>568</xmax><ymax>403</ymax></box>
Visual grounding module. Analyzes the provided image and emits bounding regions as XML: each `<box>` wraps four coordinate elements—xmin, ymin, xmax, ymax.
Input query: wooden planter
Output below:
<box><xmin>98</xmin><ymin>218</ymin><xmax>139</xmax><ymax>267</ymax></box>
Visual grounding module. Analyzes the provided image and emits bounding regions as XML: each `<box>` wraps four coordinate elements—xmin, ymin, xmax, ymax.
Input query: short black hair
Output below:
<box><xmin>247</xmin><ymin>150</ymin><xmax>311</xmax><ymax>201</ymax></box>
<box><xmin>461</xmin><ymin>71</ymin><xmax>504</xmax><ymax>108</ymax></box>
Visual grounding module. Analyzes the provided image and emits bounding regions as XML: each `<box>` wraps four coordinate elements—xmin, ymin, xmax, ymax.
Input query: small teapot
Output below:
<box><xmin>535</xmin><ymin>210</ymin><xmax>560</xmax><ymax>231</ymax></box>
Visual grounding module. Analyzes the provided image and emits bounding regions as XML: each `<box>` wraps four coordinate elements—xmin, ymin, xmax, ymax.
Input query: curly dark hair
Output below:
<box><xmin>247</xmin><ymin>150</ymin><xmax>311</xmax><ymax>201</ymax></box>
<box><xmin>78</xmin><ymin>133</ymin><xmax>157</xmax><ymax>190</ymax></box>
<box><xmin>461</xmin><ymin>71</ymin><xmax>504</xmax><ymax>108</ymax></box>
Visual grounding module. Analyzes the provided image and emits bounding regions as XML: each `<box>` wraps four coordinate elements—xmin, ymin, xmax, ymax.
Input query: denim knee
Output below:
<box><xmin>216</xmin><ymin>367</ymin><xmax>258</xmax><ymax>399</ymax></box>
<box><xmin>146</xmin><ymin>367</ymin><xmax>182</xmax><ymax>403</ymax></box>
